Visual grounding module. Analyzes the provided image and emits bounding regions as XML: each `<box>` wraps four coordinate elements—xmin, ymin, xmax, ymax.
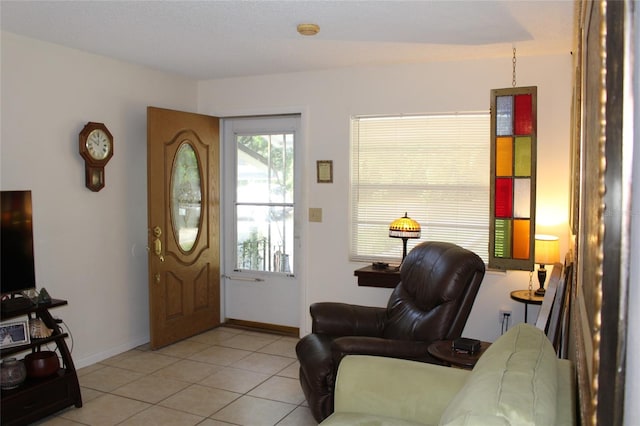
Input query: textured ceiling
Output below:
<box><xmin>0</xmin><ymin>1</ymin><xmax>575</xmax><ymax>80</ymax></box>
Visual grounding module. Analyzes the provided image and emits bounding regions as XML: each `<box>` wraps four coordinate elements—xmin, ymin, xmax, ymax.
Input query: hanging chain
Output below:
<box><xmin>512</xmin><ymin>47</ymin><xmax>517</xmax><ymax>87</ymax></box>
<box><xmin>528</xmin><ymin>270</ymin><xmax>533</xmax><ymax>293</ymax></box>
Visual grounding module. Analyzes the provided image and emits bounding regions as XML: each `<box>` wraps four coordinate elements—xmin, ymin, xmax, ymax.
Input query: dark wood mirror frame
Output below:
<box><xmin>570</xmin><ymin>1</ymin><xmax>633</xmax><ymax>424</ymax></box>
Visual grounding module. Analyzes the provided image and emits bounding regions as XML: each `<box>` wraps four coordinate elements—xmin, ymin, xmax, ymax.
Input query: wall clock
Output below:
<box><xmin>79</xmin><ymin>122</ymin><xmax>113</xmax><ymax>192</ymax></box>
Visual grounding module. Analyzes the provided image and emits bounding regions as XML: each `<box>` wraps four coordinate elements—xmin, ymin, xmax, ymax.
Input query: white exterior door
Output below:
<box><xmin>222</xmin><ymin>115</ymin><xmax>301</xmax><ymax>329</ymax></box>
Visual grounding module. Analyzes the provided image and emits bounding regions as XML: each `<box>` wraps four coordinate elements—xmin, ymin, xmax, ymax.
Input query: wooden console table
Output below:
<box><xmin>354</xmin><ymin>265</ymin><xmax>401</xmax><ymax>288</ymax></box>
<box><xmin>1</xmin><ymin>298</ymin><xmax>82</xmax><ymax>425</ymax></box>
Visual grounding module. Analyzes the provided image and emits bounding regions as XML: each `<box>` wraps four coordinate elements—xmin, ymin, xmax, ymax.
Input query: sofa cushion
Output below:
<box><xmin>439</xmin><ymin>323</ymin><xmax>558</xmax><ymax>426</ymax></box>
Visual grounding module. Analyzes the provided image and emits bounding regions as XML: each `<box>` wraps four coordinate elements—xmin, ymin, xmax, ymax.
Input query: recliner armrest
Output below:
<box><xmin>310</xmin><ymin>302</ymin><xmax>386</xmax><ymax>336</ymax></box>
<box><xmin>331</xmin><ymin>336</ymin><xmax>436</xmax><ymax>364</ymax></box>
<box><xmin>329</xmin><ymin>355</ymin><xmax>469</xmax><ymax>425</ymax></box>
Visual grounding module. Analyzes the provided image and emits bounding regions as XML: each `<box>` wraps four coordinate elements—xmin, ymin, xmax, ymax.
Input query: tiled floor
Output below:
<box><xmin>36</xmin><ymin>326</ymin><xmax>318</xmax><ymax>426</ymax></box>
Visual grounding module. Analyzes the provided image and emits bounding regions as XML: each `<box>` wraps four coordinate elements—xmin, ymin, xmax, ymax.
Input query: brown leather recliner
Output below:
<box><xmin>295</xmin><ymin>241</ymin><xmax>486</xmax><ymax>423</ymax></box>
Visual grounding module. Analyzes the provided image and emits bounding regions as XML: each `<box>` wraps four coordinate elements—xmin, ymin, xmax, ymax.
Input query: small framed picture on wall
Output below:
<box><xmin>317</xmin><ymin>160</ymin><xmax>333</xmax><ymax>183</ymax></box>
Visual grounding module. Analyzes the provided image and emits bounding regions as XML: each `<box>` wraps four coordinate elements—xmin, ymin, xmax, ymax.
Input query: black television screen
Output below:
<box><xmin>1</xmin><ymin>190</ymin><xmax>37</xmax><ymax>296</ymax></box>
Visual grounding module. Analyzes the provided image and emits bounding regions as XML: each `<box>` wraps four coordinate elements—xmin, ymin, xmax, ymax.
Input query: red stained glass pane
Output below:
<box><xmin>514</xmin><ymin>94</ymin><xmax>532</xmax><ymax>135</ymax></box>
<box><xmin>495</xmin><ymin>178</ymin><xmax>513</xmax><ymax>218</ymax></box>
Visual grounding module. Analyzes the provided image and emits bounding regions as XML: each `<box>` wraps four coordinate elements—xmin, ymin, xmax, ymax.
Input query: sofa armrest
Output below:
<box><xmin>332</xmin><ymin>355</ymin><xmax>469</xmax><ymax>425</ymax></box>
<box><xmin>310</xmin><ymin>302</ymin><xmax>386</xmax><ymax>336</ymax></box>
<box><xmin>331</xmin><ymin>336</ymin><xmax>436</xmax><ymax>363</ymax></box>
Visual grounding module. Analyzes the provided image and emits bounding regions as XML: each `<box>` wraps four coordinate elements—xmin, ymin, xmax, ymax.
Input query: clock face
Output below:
<box><xmin>86</xmin><ymin>129</ymin><xmax>112</xmax><ymax>160</ymax></box>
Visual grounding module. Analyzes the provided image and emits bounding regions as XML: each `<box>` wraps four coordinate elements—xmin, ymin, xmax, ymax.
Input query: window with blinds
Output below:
<box><xmin>350</xmin><ymin>113</ymin><xmax>490</xmax><ymax>263</ymax></box>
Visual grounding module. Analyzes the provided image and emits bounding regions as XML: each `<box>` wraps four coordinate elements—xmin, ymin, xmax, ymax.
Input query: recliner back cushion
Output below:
<box><xmin>384</xmin><ymin>241</ymin><xmax>484</xmax><ymax>341</ymax></box>
<box><xmin>439</xmin><ymin>323</ymin><xmax>559</xmax><ymax>426</ymax></box>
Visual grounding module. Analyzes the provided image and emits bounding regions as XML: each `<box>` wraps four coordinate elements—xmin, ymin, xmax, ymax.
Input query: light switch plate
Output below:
<box><xmin>309</xmin><ymin>207</ymin><xmax>322</xmax><ymax>222</ymax></box>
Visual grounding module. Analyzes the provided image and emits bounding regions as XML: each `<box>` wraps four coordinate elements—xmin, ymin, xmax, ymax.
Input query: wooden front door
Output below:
<box><xmin>147</xmin><ymin>107</ymin><xmax>220</xmax><ymax>349</ymax></box>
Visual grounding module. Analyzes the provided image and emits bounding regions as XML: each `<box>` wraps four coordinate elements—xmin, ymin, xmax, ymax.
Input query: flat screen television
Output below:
<box><xmin>1</xmin><ymin>190</ymin><xmax>37</xmax><ymax>301</ymax></box>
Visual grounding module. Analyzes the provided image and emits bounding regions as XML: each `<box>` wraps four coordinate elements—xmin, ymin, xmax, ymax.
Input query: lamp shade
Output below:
<box><xmin>534</xmin><ymin>234</ymin><xmax>560</xmax><ymax>265</ymax></box>
<box><xmin>389</xmin><ymin>213</ymin><xmax>421</xmax><ymax>239</ymax></box>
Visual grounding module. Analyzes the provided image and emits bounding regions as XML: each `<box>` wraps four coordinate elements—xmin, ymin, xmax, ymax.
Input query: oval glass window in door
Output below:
<box><xmin>171</xmin><ymin>142</ymin><xmax>202</xmax><ymax>252</ymax></box>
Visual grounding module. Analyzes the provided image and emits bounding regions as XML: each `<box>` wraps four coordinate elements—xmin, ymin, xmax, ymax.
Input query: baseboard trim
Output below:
<box><xmin>224</xmin><ymin>318</ymin><xmax>299</xmax><ymax>337</ymax></box>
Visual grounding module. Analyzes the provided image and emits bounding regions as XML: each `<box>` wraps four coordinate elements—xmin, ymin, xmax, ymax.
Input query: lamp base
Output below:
<box><xmin>535</xmin><ymin>265</ymin><xmax>547</xmax><ymax>297</ymax></box>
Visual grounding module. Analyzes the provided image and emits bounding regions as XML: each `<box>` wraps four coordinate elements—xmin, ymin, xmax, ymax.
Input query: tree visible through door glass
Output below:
<box><xmin>236</xmin><ymin>133</ymin><xmax>294</xmax><ymax>273</ymax></box>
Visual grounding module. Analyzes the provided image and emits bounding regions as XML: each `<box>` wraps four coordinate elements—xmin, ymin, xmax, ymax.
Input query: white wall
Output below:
<box><xmin>198</xmin><ymin>54</ymin><xmax>573</xmax><ymax>342</ymax></box>
<box><xmin>1</xmin><ymin>32</ymin><xmax>197</xmax><ymax>367</ymax></box>
<box><xmin>1</xmin><ymin>30</ymin><xmax>574</xmax><ymax>370</ymax></box>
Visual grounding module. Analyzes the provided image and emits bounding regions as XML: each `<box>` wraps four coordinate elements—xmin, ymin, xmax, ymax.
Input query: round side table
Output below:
<box><xmin>510</xmin><ymin>289</ymin><xmax>544</xmax><ymax>323</ymax></box>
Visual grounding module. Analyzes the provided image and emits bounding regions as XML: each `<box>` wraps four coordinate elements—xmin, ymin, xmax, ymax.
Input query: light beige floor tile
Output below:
<box><xmin>118</xmin><ymin>405</ymin><xmax>204</xmax><ymax>426</ymax></box>
<box><xmin>99</xmin><ymin>349</ymin><xmax>144</xmax><ymax>366</ymax></box>
<box><xmin>238</xmin><ymin>329</ymin><xmax>284</xmax><ymax>339</ymax></box>
<box><xmin>218</xmin><ymin>333</ymin><xmax>277</xmax><ymax>351</ymax></box>
<box><xmin>199</xmin><ymin>366</ymin><xmax>270</xmax><ymax>393</ymax></box>
<box><xmin>248</xmin><ymin>376</ymin><xmax>305</xmax><ymax>405</ymax></box>
<box><xmin>188</xmin><ymin>345</ymin><xmax>252</xmax><ymax>366</ymax></box>
<box><xmin>79</xmin><ymin>365</ymin><xmax>144</xmax><ymax>392</ymax></box>
<box><xmin>160</xmin><ymin>383</ymin><xmax>240</xmax><ymax>417</ymax></box>
<box><xmin>108</xmin><ymin>351</ymin><xmax>179</xmax><ymax>374</ymax></box>
<box><xmin>211</xmin><ymin>395</ymin><xmax>296</xmax><ymax>426</ymax></box>
<box><xmin>276</xmin><ymin>406</ymin><xmax>318</xmax><ymax>426</ymax></box>
<box><xmin>59</xmin><ymin>394</ymin><xmax>150</xmax><ymax>426</ymax></box>
<box><xmin>79</xmin><ymin>386</ymin><xmax>104</xmax><ymax>403</ymax></box>
<box><xmin>276</xmin><ymin>361</ymin><xmax>299</xmax><ymax>379</ymax></box>
<box><xmin>33</xmin><ymin>415</ymin><xmax>86</xmax><ymax>425</ymax></box>
<box><xmin>258</xmin><ymin>338</ymin><xmax>298</xmax><ymax>358</ymax></box>
<box><xmin>157</xmin><ymin>339</ymin><xmax>212</xmax><ymax>358</ymax></box>
<box><xmin>153</xmin><ymin>359</ymin><xmax>223</xmax><ymax>383</ymax></box>
<box><xmin>196</xmin><ymin>419</ymin><xmax>236</xmax><ymax>425</ymax></box>
<box><xmin>112</xmin><ymin>375</ymin><xmax>191</xmax><ymax>404</ymax></box>
<box><xmin>77</xmin><ymin>363</ymin><xmax>106</xmax><ymax>377</ymax></box>
<box><xmin>232</xmin><ymin>352</ymin><xmax>296</xmax><ymax>375</ymax></box>
<box><xmin>188</xmin><ymin>328</ymin><xmax>239</xmax><ymax>345</ymax></box>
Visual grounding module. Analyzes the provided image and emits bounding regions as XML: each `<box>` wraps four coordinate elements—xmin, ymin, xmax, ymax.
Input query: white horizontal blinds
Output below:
<box><xmin>350</xmin><ymin>113</ymin><xmax>490</xmax><ymax>263</ymax></box>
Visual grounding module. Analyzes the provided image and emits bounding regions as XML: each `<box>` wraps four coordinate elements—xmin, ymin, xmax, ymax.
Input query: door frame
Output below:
<box><xmin>216</xmin><ymin>108</ymin><xmax>309</xmax><ymax>337</ymax></box>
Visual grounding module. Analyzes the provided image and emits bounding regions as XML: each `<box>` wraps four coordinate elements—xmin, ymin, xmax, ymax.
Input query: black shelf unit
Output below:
<box><xmin>1</xmin><ymin>299</ymin><xmax>82</xmax><ymax>426</ymax></box>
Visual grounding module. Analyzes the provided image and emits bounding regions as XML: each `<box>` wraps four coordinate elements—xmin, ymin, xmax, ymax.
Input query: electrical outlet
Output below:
<box><xmin>499</xmin><ymin>309</ymin><xmax>512</xmax><ymax>322</ymax></box>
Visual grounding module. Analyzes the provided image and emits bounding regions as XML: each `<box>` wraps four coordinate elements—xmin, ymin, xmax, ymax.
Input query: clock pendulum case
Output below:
<box><xmin>78</xmin><ymin>122</ymin><xmax>113</xmax><ymax>192</ymax></box>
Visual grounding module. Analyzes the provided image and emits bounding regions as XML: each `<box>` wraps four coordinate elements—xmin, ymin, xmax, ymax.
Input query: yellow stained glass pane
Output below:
<box><xmin>514</xmin><ymin>137</ymin><xmax>531</xmax><ymax>176</ymax></box>
<box><xmin>513</xmin><ymin>219</ymin><xmax>530</xmax><ymax>259</ymax></box>
<box><xmin>496</xmin><ymin>137</ymin><xmax>513</xmax><ymax>176</ymax></box>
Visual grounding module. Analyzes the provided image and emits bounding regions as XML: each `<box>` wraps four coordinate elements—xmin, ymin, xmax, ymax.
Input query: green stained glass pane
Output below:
<box><xmin>513</xmin><ymin>178</ymin><xmax>531</xmax><ymax>218</ymax></box>
<box><xmin>494</xmin><ymin>219</ymin><xmax>512</xmax><ymax>258</ymax></box>
<box><xmin>496</xmin><ymin>96</ymin><xmax>513</xmax><ymax>136</ymax></box>
<box><xmin>514</xmin><ymin>137</ymin><xmax>531</xmax><ymax>176</ymax></box>
<box><xmin>496</xmin><ymin>137</ymin><xmax>513</xmax><ymax>176</ymax></box>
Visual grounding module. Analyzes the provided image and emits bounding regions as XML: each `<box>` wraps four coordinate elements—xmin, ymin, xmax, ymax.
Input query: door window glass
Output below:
<box><xmin>171</xmin><ymin>142</ymin><xmax>202</xmax><ymax>252</ymax></box>
<box><xmin>236</xmin><ymin>133</ymin><xmax>294</xmax><ymax>273</ymax></box>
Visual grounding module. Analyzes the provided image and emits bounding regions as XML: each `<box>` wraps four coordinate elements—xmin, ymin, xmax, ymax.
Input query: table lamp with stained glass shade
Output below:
<box><xmin>534</xmin><ymin>234</ymin><xmax>560</xmax><ymax>296</ymax></box>
<box><xmin>389</xmin><ymin>213</ymin><xmax>421</xmax><ymax>260</ymax></box>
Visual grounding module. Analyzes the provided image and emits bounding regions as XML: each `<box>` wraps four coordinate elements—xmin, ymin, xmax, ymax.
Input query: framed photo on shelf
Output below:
<box><xmin>0</xmin><ymin>319</ymin><xmax>30</xmax><ymax>348</ymax></box>
<box><xmin>316</xmin><ymin>160</ymin><xmax>333</xmax><ymax>183</ymax></box>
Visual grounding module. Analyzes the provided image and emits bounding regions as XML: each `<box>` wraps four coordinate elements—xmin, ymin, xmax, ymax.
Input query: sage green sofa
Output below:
<box><xmin>320</xmin><ymin>323</ymin><xmax>575</xmax><ymax>426</ymax></box>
